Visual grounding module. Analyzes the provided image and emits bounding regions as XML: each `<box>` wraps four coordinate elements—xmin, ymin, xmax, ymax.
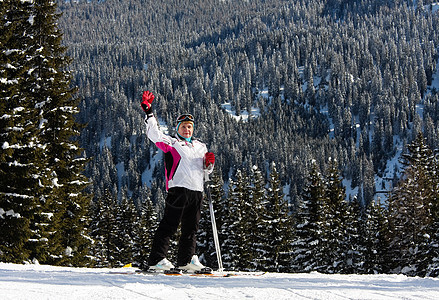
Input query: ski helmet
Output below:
<box><xmin>176</xmin><ymin>114</ymin><xmax>194</xmax><ymax>125</ymax></box>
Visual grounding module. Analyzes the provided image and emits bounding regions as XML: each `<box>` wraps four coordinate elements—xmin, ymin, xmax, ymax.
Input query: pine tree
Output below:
<box><xmin>361</xmin><ymin>199</ymin><xmax>389</xmax><ymax>274</ymax></box>
<box><xmin>28</xmin><ymin>0</ymin><xmax>91</xmax><ymax>266</ymax></box>
<box><xmin>113</xmin><ymin>197</ymin><xmax>139</xmax><ymax>267</ymax></box>
<box><xmin>292</xmin><ymin>161</ymin><xmax>326</xmax><ymax>272</ymax></box>
<box><xmin>89</xmin><ymin>190</ymin><xmax>119</xmax><ymax>267</ymax></box>
<box><xmin>424</xmin><ymin>192</ymin><xmax>439</xmax><ymax>276</ymax></box>
<box><xmin>0</xmin><ymin>0</ymin><xmax>44</xmax><ymax>263</ymax></box>
<box><xmin>422</xmin><ymin>150</ymin><xmax>439</xmax><ymax>277</ymax></box>
<box><xmin>264</xmin><ymin>163</ymin><xmax>293</xmax><ymax>272</ymax></box>
<box><xmin>0</xmin><ymin>0</ymin><xmax>91</xmax><ymax>265</ymax></box>
<box><xmin>387</xmin><ymin>133</ymin><xmax>435</xmax><ymax>276</ymax></box>
<box><xmin>220</xmin><ymin>169</ymin><xmax>249</xmax><ymax>271</ymax></box>
<box><xmin>320</xmin><ymin>158</ymin><xmax>348</xmax><ymax>274</ymax></box>
<box><xmin>248</xmin><ymin>165</ymin><xmax>268</xmax><ymax>271</ymax></box>
<box><xmin>134</xmin><ymin>187</ymin><xmax>158</xmax><ymax>270</ymax></box>
<box><xmin>344</xmin><ymin>197</ymin><xmax>364</xmax><ymax>274</ymax></box>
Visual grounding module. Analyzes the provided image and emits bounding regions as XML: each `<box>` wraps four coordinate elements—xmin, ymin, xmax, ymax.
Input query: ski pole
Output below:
<box><xmin>204</xmin><ymin>171</ymin><xmax>224</xmax><ymax>273</ymax></box>
<box><xmin>206</xmin><ymin>183</ymin><xmax>224</xmax><ymax>273</ymax></box>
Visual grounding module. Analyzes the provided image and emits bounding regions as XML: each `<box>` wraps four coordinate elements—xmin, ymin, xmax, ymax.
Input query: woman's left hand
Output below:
<box><xmin>204</xmin><ymin>152</ymin><xmax>215</xmax><ymax>167</ymax></box>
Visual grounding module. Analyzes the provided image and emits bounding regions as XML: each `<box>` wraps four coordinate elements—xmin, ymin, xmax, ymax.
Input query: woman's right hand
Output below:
<box><xmin>141</xmin><ymin>90</ymin><xmax>155</xmax><ymax>113</ymax></box>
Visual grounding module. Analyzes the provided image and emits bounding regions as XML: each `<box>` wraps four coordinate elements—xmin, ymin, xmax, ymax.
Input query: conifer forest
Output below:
<box><xmin>2</xmin><ymin>0</ymin><xmax>439</xmax><ymax>277</ymax></box>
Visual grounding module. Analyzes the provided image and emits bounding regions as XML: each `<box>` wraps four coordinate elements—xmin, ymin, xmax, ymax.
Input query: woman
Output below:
<box><xmin>141</xmin><ymin>91</ymin><xmax>215</xmax><ymax>272</ymax></box>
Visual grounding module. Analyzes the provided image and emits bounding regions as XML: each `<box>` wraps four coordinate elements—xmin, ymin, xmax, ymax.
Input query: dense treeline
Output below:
<box><xmin>57</xmin><ymin>0</ymin><xmax>439</xmax><ymax>208</ymax></box>
<box><xmin>87</xmin><ymin>133</ymin><xmax>439</xmax><ymax>276</ymax></box>
<box><xmin>2</xmin><ymin>0</ymin><xmax>439</xmax><ymax>276</ymax></box>
<box><xmin>56</xmin><ymin>0</ymin><xmax>439</xmax><ymax>275</ymax></box>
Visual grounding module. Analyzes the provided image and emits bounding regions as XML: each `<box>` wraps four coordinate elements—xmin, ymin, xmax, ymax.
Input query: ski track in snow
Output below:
<box><xmin>1</xmin><ymin>263</ymin><xmax>439</xmax><ymax>299</ymax></box>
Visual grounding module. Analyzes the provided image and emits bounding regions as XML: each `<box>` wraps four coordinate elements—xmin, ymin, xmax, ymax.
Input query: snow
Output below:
<box><xmin>99</xmin><ymin>135</ymin><xmax>111</xmax><ymax>151</ymax></box>
<box><xmin>221</xmin><ymin>102</ymin><xmax>260</xmax><ymax>122</ymax></box>
<box><xmin>27</xmin><ymin>15</ymin><xmax>34</xmax><ymax>25</ymax></box>
<box><xmin>1</xmin><ymin>263</ymin><xmax>439</xmax><ymax>300</ymax></box>
<box><xmin>0</xmin><ymin>208</ymin><xmax>21</xmax><ymax>219</ymax></box>
<box><xmin>429</xmin><ymin>3</ymin><xmax>439</xmax><ymax>13</ymax></box>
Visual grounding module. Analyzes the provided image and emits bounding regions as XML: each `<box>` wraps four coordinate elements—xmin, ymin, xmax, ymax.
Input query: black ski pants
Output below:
<box><xmin>148</xmin><ymin>187</ymin><xmax>203</xmax><ymax>267</ymax></box>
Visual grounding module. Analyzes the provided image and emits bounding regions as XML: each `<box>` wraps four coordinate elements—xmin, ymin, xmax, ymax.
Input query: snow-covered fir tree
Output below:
<box><xmin>292</xmin><ymin>161</ymin><xmax>326</xmax><ymax>272</ymax></box>
<box><xmin>361</xmin><ymin>198</ymin><xmax>390</xmax><ymax>274</ymax></box>
<box><xmin>89</xmin><ymin>190</ymin><xmax>119</xmax><ymax>267</ymax></box>
<box><xmin>134</xmin><ymin>186</ymin><xmax>158</xmax><ymax>270</ymax></box>
<box><xmin>263</xmin><ymin>163</ymin><xmax>293</xmax><ymax>273</ymax></box>
<box><xmin>220</xmin><ymin>169</ymin><xmax>250</xmax><ymax>271</ymax></box>
<box><xmin>0</xmin><ymin>0</ymin><xmax>91</xmax><ymax>265</ymax></box>
<box><xmin>343</xmin><ymin>197</ymin><xmax>364</xmax><ymax>274</ymax></box>
<box><xmin>248</xmin><ymin>165</ymin><xmax>269</xmax><ymax>271</ymax></box>
<box><xmin>422</xmin><ymin>148</ymin><xmax>439</xmax><ymax>276</ymax></box>
<box><xmin>0</xmin><ymin>0</ymin><xmax>42</xmax><ymax>263</ymax></box>
<box><xmin>387</xmin><ymin>133</ymin><xmax>436</xmax><ymax>276</ymax></box>
<box><xmin>113</xmin><ymin>196</ymin><xmax>139</xmax><ymax>267</ymax></box>
<box><xmin>320</xmin><ymin>158</ymin><xmax>348</xmax><ymax>274</ymax></box>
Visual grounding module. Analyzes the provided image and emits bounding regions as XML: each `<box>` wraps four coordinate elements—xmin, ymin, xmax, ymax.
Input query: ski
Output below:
<box><xmin>149</xmin><ymin>270</ymin><xmax>266</xmax><ymax>277</ymax></box>
<box><xmin>162</xmin><ymin>270</ymin><xmax>267</xmax><ymax>277</ymax></box>
<box><xmin>163</xmin><ymin>267</ymin><xmax>215</xmax><ymax>276</ymax></box>
<box><xmin>109</xmin><ymin>268</ymin><xmax>266</xmax><ymax>277</ymax></box>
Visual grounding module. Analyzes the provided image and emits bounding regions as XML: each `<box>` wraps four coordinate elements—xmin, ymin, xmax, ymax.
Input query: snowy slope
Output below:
<box><xmin>1</xmin><ymin>263</ymin><xmax>439</xmax><ymax>300</ymax></box>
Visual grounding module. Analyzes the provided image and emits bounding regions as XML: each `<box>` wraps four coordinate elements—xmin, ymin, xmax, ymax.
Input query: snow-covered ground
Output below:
<box><xmin>1</xmin><ymin>263</ymin><xmax>439</xmax><ymax>299</ymax></box>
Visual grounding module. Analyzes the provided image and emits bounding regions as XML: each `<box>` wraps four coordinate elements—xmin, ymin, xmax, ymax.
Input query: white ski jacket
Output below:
<box><xmin>144</xmin><ymin>114</ymin><xmax>213</xmax><ymax>192</ymax></box>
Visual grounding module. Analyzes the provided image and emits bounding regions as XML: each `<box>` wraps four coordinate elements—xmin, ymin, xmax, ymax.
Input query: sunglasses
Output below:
<box><xmin>176</xmin><ymin>114</ymin><xmax>194</xmax><ymax>123</ymax></box>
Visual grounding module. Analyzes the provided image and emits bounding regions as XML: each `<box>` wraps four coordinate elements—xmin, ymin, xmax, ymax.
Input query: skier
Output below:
<box><xmin>141</xmin><ymin>91</ymin><xmax>215</xmax><ymax>272</ymax></box>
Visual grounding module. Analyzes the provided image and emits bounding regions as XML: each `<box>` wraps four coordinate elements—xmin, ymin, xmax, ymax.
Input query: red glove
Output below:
<box><xmin>204</xmin><ymin>152</ymin><xmax>215</xmax><ymax>167</ymax></box>
<box><xmin>141</xmin><ymin>90</ymin><xmax>155</xmax><ymax>113</ymax></box>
